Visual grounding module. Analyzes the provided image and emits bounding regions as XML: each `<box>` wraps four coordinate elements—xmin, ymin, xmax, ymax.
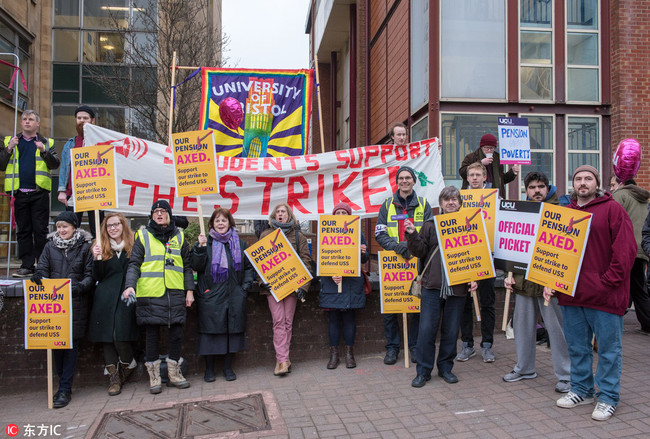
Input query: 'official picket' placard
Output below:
<box><xmin>494</xmin><ymin>200</ymin><xmax>542</xmax><ymax>273</ymax></box>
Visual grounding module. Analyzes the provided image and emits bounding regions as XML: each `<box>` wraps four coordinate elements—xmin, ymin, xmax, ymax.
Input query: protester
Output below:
<box><xmin>405</xmin><ymin>186</ymin><xmax>477</xmax><ymax>387</ymax></box>
<box><xmin>544</xmin><ymin>165</ymin><xmax>636</xmax><ymax>421</ymax></box>
<box><xmin>259</xmin><ymin>203</ymin><xmax>312</xmax><ymax>376</ymax></box>
<box><xmin>123</xmin><ymin>200</ymin><xmax>194</xmax><ymax>394</ymax></box>
<box><xmin>1</xmin><ymin>110</ymin><xmax>60</xmax><ymax>278</ymax></box>
<box><xmin>319</xmin><ymin>202</ymin><xmax>369</xmax><ymax>369</ymax></box>
<box><xmin>57</xmin><ymin>105</ymin><xmax>104</xmax><ymax>238</ymax></box>
<box><xmin>31</xmin><ymin>211</ymin><xmax>93</xmax><ymax>408</ymax></box>
<box><xmin>192</xmin><ymin>208</ymin><xmax>254</xmax><ymax>382</ymax></box>
<box><xmin>457</xmin><ymin>161</ymin><xmax>498</xmax><ymax>363</ymax></box>
<box><xmin>87</xmin><ymin>213</ymin><xmax>137</xmax><ymax>396</ymax></box>
<box><xmin>611</xmin><ymin>177</ymin><xmax>650</xmax><ymax>334</ymax></box>
<box><xmin>459</xmin><ymin>133</ymin><xmax>519</xmax><ymax>198</ymax></box>
<box><xmin>375</xmin><ymin>164</ymin><xmax>433</xmax><ymax>365</ymax></box>
<box><xmin>503</xmin><ymin>171</ymin><xmax>570</xmax><ymax>393</ymax></box>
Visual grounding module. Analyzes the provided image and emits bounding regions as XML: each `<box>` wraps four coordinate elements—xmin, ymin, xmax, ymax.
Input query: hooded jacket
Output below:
<box><xmin>612</xmin><ymin>184</ymin><xmax>650</xmax><ymax>261</ymax></box>
<box><xmin>557</xmin><ymin>192</ymin><xmax>636</xmax><ymax>315</ymax></box>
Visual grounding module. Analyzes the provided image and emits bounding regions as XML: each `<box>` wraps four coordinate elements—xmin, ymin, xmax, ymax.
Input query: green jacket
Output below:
<box><xmin>613</xmin><ymin>184</ymin><xmax>650</xmax><ymax>261</ymax></box>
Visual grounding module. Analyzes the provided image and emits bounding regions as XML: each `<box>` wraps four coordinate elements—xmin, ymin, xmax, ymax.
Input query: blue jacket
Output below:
<box><xmin>319</xmin><ymin>233</ymin><xmax>369</xmax><ymax>310</ymax></box>
<box><xmin>57</xmin><ymin>137</ymin><xmax>75</xmax><ymax>193</ymax></box>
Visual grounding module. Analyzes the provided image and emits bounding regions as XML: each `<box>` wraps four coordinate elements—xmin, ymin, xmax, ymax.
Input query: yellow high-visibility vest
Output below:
<box><xmin>3</xmin><ymin>136</ymin><xmax>55</xmax><ymax>192</ymax></box>
<box><xmin>135</xmin><ymin>229</ymin><xmax>185</xmax><ymax>297</ymax></box>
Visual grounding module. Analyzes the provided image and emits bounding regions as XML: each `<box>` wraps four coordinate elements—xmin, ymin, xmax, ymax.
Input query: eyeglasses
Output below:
<box><xmin>153</xmin><ymin>209</ymin><xmax>167</xmax><ymax>215</ymax></box>
<box><xmin>481</xmin><ymin>146</ymin><xmax>496</xmax><ymax>151</ymax></box>
<box><xmin>106</xmin><ymin>223</ymin><xmax>121</xmax><ymax>230</ymax></box>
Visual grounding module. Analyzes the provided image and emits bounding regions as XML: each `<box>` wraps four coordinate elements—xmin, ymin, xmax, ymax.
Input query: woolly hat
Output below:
<box><xmin>55</xmin><ymin>211</ymin><xmax>79</xmax><ymax>228</ymax></box>
<box><xmin>572</xmin><ymin>165</ymin><xmax>601</xmax><ymax>187</ymax></box>
<box><xmin>74</xmin><ymin>105</ymin><xmax>96</xmax><ymax>119</ymax></box>
<box><xmin>480</xmin><ymin>133</ymin><xmax>498</xmax><ymax>148</ymax></box>
<box><xmin>151</xmin><ymin>200</ymin><xmax>172</xmax><ymax>217</ymax></box>
<box><xmin>396</xmin><ymin>166</ymin><xmax>417</xmax><ymax>184</ymax></box>
<box><xmin>332</xmin><ymin>202</ymin><xmax>352</xmax><ymax>215</ymax></box>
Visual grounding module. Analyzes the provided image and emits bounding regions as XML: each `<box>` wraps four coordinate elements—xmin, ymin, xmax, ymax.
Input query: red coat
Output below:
<box><xmin>557</xmin><ymin>192</ymin><xmax>636</xmax><ymax>315</ymax></box>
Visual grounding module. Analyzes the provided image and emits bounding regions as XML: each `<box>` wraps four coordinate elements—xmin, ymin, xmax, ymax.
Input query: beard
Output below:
<box><xmin>76</xmin><ymin>122</ymin><xmax>85</xmax><ymax>137</ymax></box>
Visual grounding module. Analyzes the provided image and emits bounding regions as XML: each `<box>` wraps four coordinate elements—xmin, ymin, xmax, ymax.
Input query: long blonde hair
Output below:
<box><xmin>95</xmin><ymin>213</ymin><xmax>134</xmax><ymax>260</ymax></box>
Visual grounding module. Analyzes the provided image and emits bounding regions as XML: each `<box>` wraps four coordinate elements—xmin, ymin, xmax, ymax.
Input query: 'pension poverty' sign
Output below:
<box><xmin>497</xmin><ymin>117</ymin><xmax>531</xmax><ymax>165</ymax></box>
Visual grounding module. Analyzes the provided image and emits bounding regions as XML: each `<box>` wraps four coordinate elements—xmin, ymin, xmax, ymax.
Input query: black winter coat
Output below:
<box><xmin>87</xmin><ymin>251</ymin><xmax>139</xmax><ymax>343</ymax></box>
<box><xmin>34</xmin><ymin>231</ymin><xmax>94</xmax><ymax>338</ymax></box>
<box><xmin>319</xmin><ymin>233</ymin><xmax>369</xmax><ymax>309</ymax></box>
<box><xmin>191</xmin><ymin>236</ymin><xmax>254</xmax><ymax>334</ymax></box>
<box><xmin>124</xmin><ymin>225</ymin><xmax>194</xmax><ymax>327</ymax></box>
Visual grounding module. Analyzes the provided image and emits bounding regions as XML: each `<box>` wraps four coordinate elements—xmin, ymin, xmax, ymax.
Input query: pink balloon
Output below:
<box><xmin>613</xmin><ymin>138</ymin><xmax>641</xmax><ymax>182</ymax></box>
<box><xmin>218</xmin><ymin>97</ymin><xmax>243</xmax><ymax>130</ymax></box>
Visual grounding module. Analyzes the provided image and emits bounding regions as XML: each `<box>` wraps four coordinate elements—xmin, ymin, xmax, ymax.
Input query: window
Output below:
<box><xmin>440</xmin><ymin>113</ymin><xmax>505</xmax><ymax>187</ymax></box>
<box><xmin>520</xmin><ymin>0</ymin><xmax>553</xmax><ymax>101</ymax></box>
<box><xmin>410</xmin><ymin>116</ymin><xmax>429</xmax><ymax>143</ymax></box>
<box><xmin>566</xmin><ymin>116</ymin><xmax>600</xmax><ymax>188</ymax></box>
<box><xmin>517</xmin><ymin>115</ymin><xmax>554</xmax><ymax>197</ymax></box>
<box><xmin>566</xmin><ymin>0</ymin><xmax>599</xmax><ymax>102</ymax></box>
<box><xmin>0</xmin><ymin>21</ymin><xmax>30</xmax><ymax>109</ymax></box>
<box><xmin>410</xmin><ymin>0</ymin><xmax>428</xmax><ymax>113</ymax></box>
<box><xmin>441</xmin><ymin>0</ymin><xmax>506</xmax><ymax>100</ymax></box>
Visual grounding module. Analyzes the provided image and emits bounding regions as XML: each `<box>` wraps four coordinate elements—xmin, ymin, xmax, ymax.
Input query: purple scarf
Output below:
<box><xmin>209</xmin><ymin>228</ymin><xmax>241</xmax><ymax>282</ymax></box>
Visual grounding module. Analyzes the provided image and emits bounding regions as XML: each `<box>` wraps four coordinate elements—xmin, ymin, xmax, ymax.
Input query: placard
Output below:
<box><xmin>460</xmin><ymin>189</ymin><xmax>498</xmax><ymax>248</ymax></box>
<box><xmin>378</xmin><ymin>251</ymin><xmax>420</xmax><ymax>314</ymax></box>
<box><xmin>317</xmin><ymin>215</ymin><xmax>361</xmax><ymax>277</ymax></box>
<box><xmin>24</xmin><ymin>279</ymin><xmax>72</xmax><ymax>349</ymax></box>
<box><xmin>71</xmin><ymin>144</ymin><xmax>118</xmax><ymax>212</ymax></box>
<box><xmin>171</xmin><ymin>129</ymin><xmax>219</xmax><ymax>197</ymax></box>
<box><xmin>497</xmin><ymin>117</ymin><xmax>531</xmax><ymax>165</ymax></box>
<box><xmin>525</xmin><ymin>203</ymin><xmax>591</xmax><ymax>297</ymax></box>
<box><xmin>494</xmin><ymin>200</ymin><xmax>542</xmax><ymax>273</ymax></box>
<box><xmin>245</xmin><ymin>229</ymin><xmax>312</xmax><ymax>302</ymax></box>
<box><xmin>435</xmin><ymin>209</ymin><xmax>495</xmax><ymax>285</ymax></box>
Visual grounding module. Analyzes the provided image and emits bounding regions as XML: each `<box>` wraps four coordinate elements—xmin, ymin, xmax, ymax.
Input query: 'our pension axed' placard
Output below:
<box><xmin>71</xmin><ymin>144</ymin><xmax>118</xmax><ymax>212</ymax></box>
<box><xmin>526</xmin><ymin>203</ymin><xmax>591</xmax><ymax>297</ymax></box>
<box><xmin>245</xmin><ymin>229</ymin><xmax>312</xmax><ymax>302</ymax></box>
<box><xmin>460</xmin><ymin>189</ymin><xmax>498</xmax><ymax>249</ymax></box>
<box><xmin>379</xmin><ymin>251</ymin><xmax>420</xmax><ymax>314</ymax></box>
<box><xmin>317</xmin><ymin>215</ymin><xmax>361</xmax><ymax>277</ymax></box>
<box><xmin>24</xmin><ymin>279</ymin><xmax>72</xmax><ymax>349</ymax></box>
<box><xmin>435</xmin><ymin>209</ymin><xmax>495</xmax><ymax>285</ymax></box>
<box><xmin>497</xmin><ymin>117</ymin><xmax>531</xmax><ymax>165</ymax></box>
<box><xmin>172</xmin><ymin>129</ymin><xmax>219</xmax><ymax>197</ymax></box>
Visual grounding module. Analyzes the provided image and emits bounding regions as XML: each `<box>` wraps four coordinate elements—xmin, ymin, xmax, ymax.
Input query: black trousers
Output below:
<box><xmin>144</xmin><ymin>324</ymin><xmax>183</xmax><ymax>362</ymax></box>
<box><xmin>630</xmin><ymin>258</ymin><xmax>650</xmax><ymax>332</ymax></box>
<box><xmin>14</xmin><ymin>190</ymin><xmax>50</xmax><ymax>270</ymax></box>
<box><xmin>460</xmin><ymin>277</ymin><xmax>495</xmax><ymax>347</ymax></box>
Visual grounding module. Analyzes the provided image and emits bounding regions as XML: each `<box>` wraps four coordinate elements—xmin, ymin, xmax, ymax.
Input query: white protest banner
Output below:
<box><xmin>84</xmin><ymin>124</ymin><xmax>444</xmax><ymax>218</ymax></box>
<box><xmin>497</xmin><ymin>117</ymin><xmax>530</xmax><ymax>165</ymax></box>
<box><xmin>494</xmin><ymin>200</ymin><xmax>542</xmax><ymax>274</ymax></box>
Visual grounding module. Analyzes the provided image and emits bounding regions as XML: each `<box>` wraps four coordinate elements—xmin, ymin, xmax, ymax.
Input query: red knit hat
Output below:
<box><xmin>480</xmin><ymin>134</ymin><xmax>497</xmax><ymax>148</ymax></box>
<box><xmin>332</xmin><ymin>202</ymin><xmax>352</xmax><ymax>215</ymax></box>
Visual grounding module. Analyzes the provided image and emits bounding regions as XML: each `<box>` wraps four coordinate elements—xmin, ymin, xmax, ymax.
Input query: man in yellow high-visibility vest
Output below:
<box><xmin>0</xmin><ymin>110</ymin><xmax>60</xmax><ymax>277</ymax></box>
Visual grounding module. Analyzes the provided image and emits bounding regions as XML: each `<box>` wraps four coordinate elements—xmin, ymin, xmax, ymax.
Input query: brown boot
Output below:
<box><xmin>345</xmin><ymin>346</ymin><xmax>357</xmax><ymax>368</ymax></box>
<box><xmin>145</xmin><ymin>359</ymin><xmax>162</xmax><ymax>394</ymax></box>
<box><xmin>118</xmin><ymin>359</ymin><xmax>136</xmax><ymax>384</ymax></box>
<box><xmin>327</xmin><ymin>346</ymin><xmax>339</xmax><ymax>369</ymax></box>
<box><xmin>166</xmin><ymin>358</ymin><xmax>190</xmax><ymax>389</ymax></box>
<box><xmin>106</xmin><ymin>365</ymin><xmax>122</xmax><ymax>396</ymax></box>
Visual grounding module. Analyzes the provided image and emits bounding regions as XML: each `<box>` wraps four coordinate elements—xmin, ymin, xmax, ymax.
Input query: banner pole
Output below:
<box><xmin>472</xmin><ymin>290</ymin><xmax>481</xmax><ymax>322</ymax></box>
<box><xmin>502</xmin><ymin>271</ymin><xmax>513</xmax><ymax>331</ymax></box>
<box><xmin>47</xmin><ymin>349</ymin><xmax>53</xmax><ymax>409</ymax></box>
<box><xmin>94</xmin><ymin>210</ymin><xmax>102</xmax><ymax>260</ymax></box>
<box><xmin>168</xmin><ymin>51</ymin><xmax>178</xmax><ymax>151</ymax></box>
<box><xmin>402</xmin><ymin>313</ymin><xmax>410</xmax><ymax>368</ymax></box>
<box><xmin>314</xmin><ymin>56</ymin><xmax>325</xmax><ymax>154</ymax></box>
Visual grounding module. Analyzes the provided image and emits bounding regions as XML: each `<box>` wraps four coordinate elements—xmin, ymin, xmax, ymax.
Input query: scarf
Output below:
<box><xmin>439</xmin><ymin>256</ymin><xmax>455</xmax><ymax>299</ymax></box>
<box><xmin>110</xmin><ymin>238</ymin><xmax>125</xmax><ymax>257</ymax></box>
<box><xmin>271</xmin><ymin>219</ymin><xmax>295</xmax><ymax>235</ymax></box>
<box><xmin>52</xmin><ymin>229</ymin><xmax>83</xmax><ymax>256</ymax></box>
<box><xmin>209</xmin><ymin>228</ymin><xmax>241</xmax><ymax>283</ymax></box>
<box><xmin>147</xmin><ymin>219</ymin><xmax>176</xmax><ymax>243</ymax></box>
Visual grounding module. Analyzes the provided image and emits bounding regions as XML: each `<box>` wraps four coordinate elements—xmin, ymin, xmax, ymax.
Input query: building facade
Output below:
<box><xmin>308</xmin><ymin>0</ymin><xmax>650</xmax><ymax>198</ymax></box>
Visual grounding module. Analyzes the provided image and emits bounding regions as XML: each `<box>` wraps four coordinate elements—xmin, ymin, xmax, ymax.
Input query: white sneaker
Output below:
<box><xmin>591</xmin><ymin>402</ymin><xmax>615</xmax><ymax>421</ymax></box>
<box><xmin>556</xmin><ymin>391</ymin><xmax>594</xmax><ymax>408</ymax></box>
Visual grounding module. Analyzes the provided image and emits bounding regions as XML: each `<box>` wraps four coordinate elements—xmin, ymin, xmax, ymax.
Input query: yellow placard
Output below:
<box><xmin>245</xmin><ymin>229</ymin><xmax>313</xmax><ymax>302</ymax></box>
<box><xmin>460</xmin><ymin>189</ymin><xmax>498</xmax><ymax>248</ymax></box>
<box><xmin>172</xmin><ymin>129</ymin><xmax>219</xmax><ymax>197</ymax></box>
<box><xmin>525</xmin><ymin>203</ymin><xmax>592</xmax><ymax>297</ymax></box>
<box><xmin>23</xmin><ymin>279</ymin><xmax>73</xmax><ymax>349</ymax></box>
<box><xmin>317</xmin><ymin>215</ymin><xmax>361</xmax><ymax>277</ymax></box>
<box><xmin>71</xmin><ymin>144</ymin><xmax>118</xmax><ymax>212</ymax></box>
<box><xmin>379</xmin><ymin>251</ymin><xmax>420</xmax><ymax>314</ymax></box>
<box><xmin>435</xmin><ymin>209</ymin><xmax>495</xmax><ymax>285</ymax></box>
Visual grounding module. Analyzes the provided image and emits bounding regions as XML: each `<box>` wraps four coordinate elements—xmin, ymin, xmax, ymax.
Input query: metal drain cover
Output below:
<box><xmin>91</xmin><ymin>393</ymin><xmax>271</xmax><ymax>438</ymax></box>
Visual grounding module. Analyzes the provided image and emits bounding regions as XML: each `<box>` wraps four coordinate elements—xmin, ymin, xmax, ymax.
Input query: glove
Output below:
<box><xmin>121</xmin><ymin>291</ymin><xmax>136</xmax><ymax>307</ymax></box>
<box><xmin>30</xmin><ymin>273</ymin><xmax>43</xmax><ymax>285</ymax></box>
<box><xmin>394</xmin><ymin>242</ymin><xmax>411</xmax><ymax>259</ymax></box>
<box><xmin>260</xmin><ymin>282</ymin><xmax>271</xmax><ymax>292</ymax></box>
<box><xmin>295</xmin><ymin>288</ymin><xmax>306</xmax><ymax>303</ymax></box>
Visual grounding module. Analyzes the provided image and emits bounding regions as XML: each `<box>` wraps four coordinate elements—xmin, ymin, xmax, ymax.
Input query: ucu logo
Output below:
<box><xmin>408</xmin><ymin>306</ymin><xmax>419</xmax><ymax>311</ymax></box>
<box><xmin>297</xmin><ymin>278</ymin><xmax>305</xmax><ymax>285</ymax></box>
<box><xmin>99</xmin><ymin>201</ymin><xmax>113</xmax><ymax>207</ymax></box>
<box><xmin>477</xmin><ymin>271</ymin><xmax>490</xmax><ymax>277</ymax></box>
<box><xmin>53</xmin><ymin>341</ymin><xmax>67</xmax><ymax>346</ymax></box>
<box><xmin>343</xmin><ymin>269</ymin><xmax>353</xmax><ymax>274</ymax></box>
<box><xmin>555</xmin><ymin>282</ymin><xmax>569</xmax><ymax>291</ymax></box>
<box><xmin>201</xmin><ymin>186</ymin><xmax>214</xmax><ymax>192</ymax></box>
<box><xmin>498</xmin><ymin>117</ymin><xmax>513</xmax><ymax>124</ymax></box>
<box><xmin>501</xmin><ymin>201</ymin><xmax>516</xmax><ymax>210</ymax></box>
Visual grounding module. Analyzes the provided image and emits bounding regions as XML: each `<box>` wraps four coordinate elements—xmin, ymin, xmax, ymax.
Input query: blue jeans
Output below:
<box><xmin>415</xmin><ymin>288</ymin><xmax>465</xmax><ymax>376</ymax></box>
<box><xmin>562</xmin><ymin>306</ymin><xmax>623</xmax><ymax>407</ymax></box>
<box><xmin>53</xmin><ymin>341</ymin><xmax>80</xmax><ymax>393</ymax></box>
<box><xmin>384</xmin><ymin>313</ymin><xmax>419</xmax><ymax>352</ymax></box>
